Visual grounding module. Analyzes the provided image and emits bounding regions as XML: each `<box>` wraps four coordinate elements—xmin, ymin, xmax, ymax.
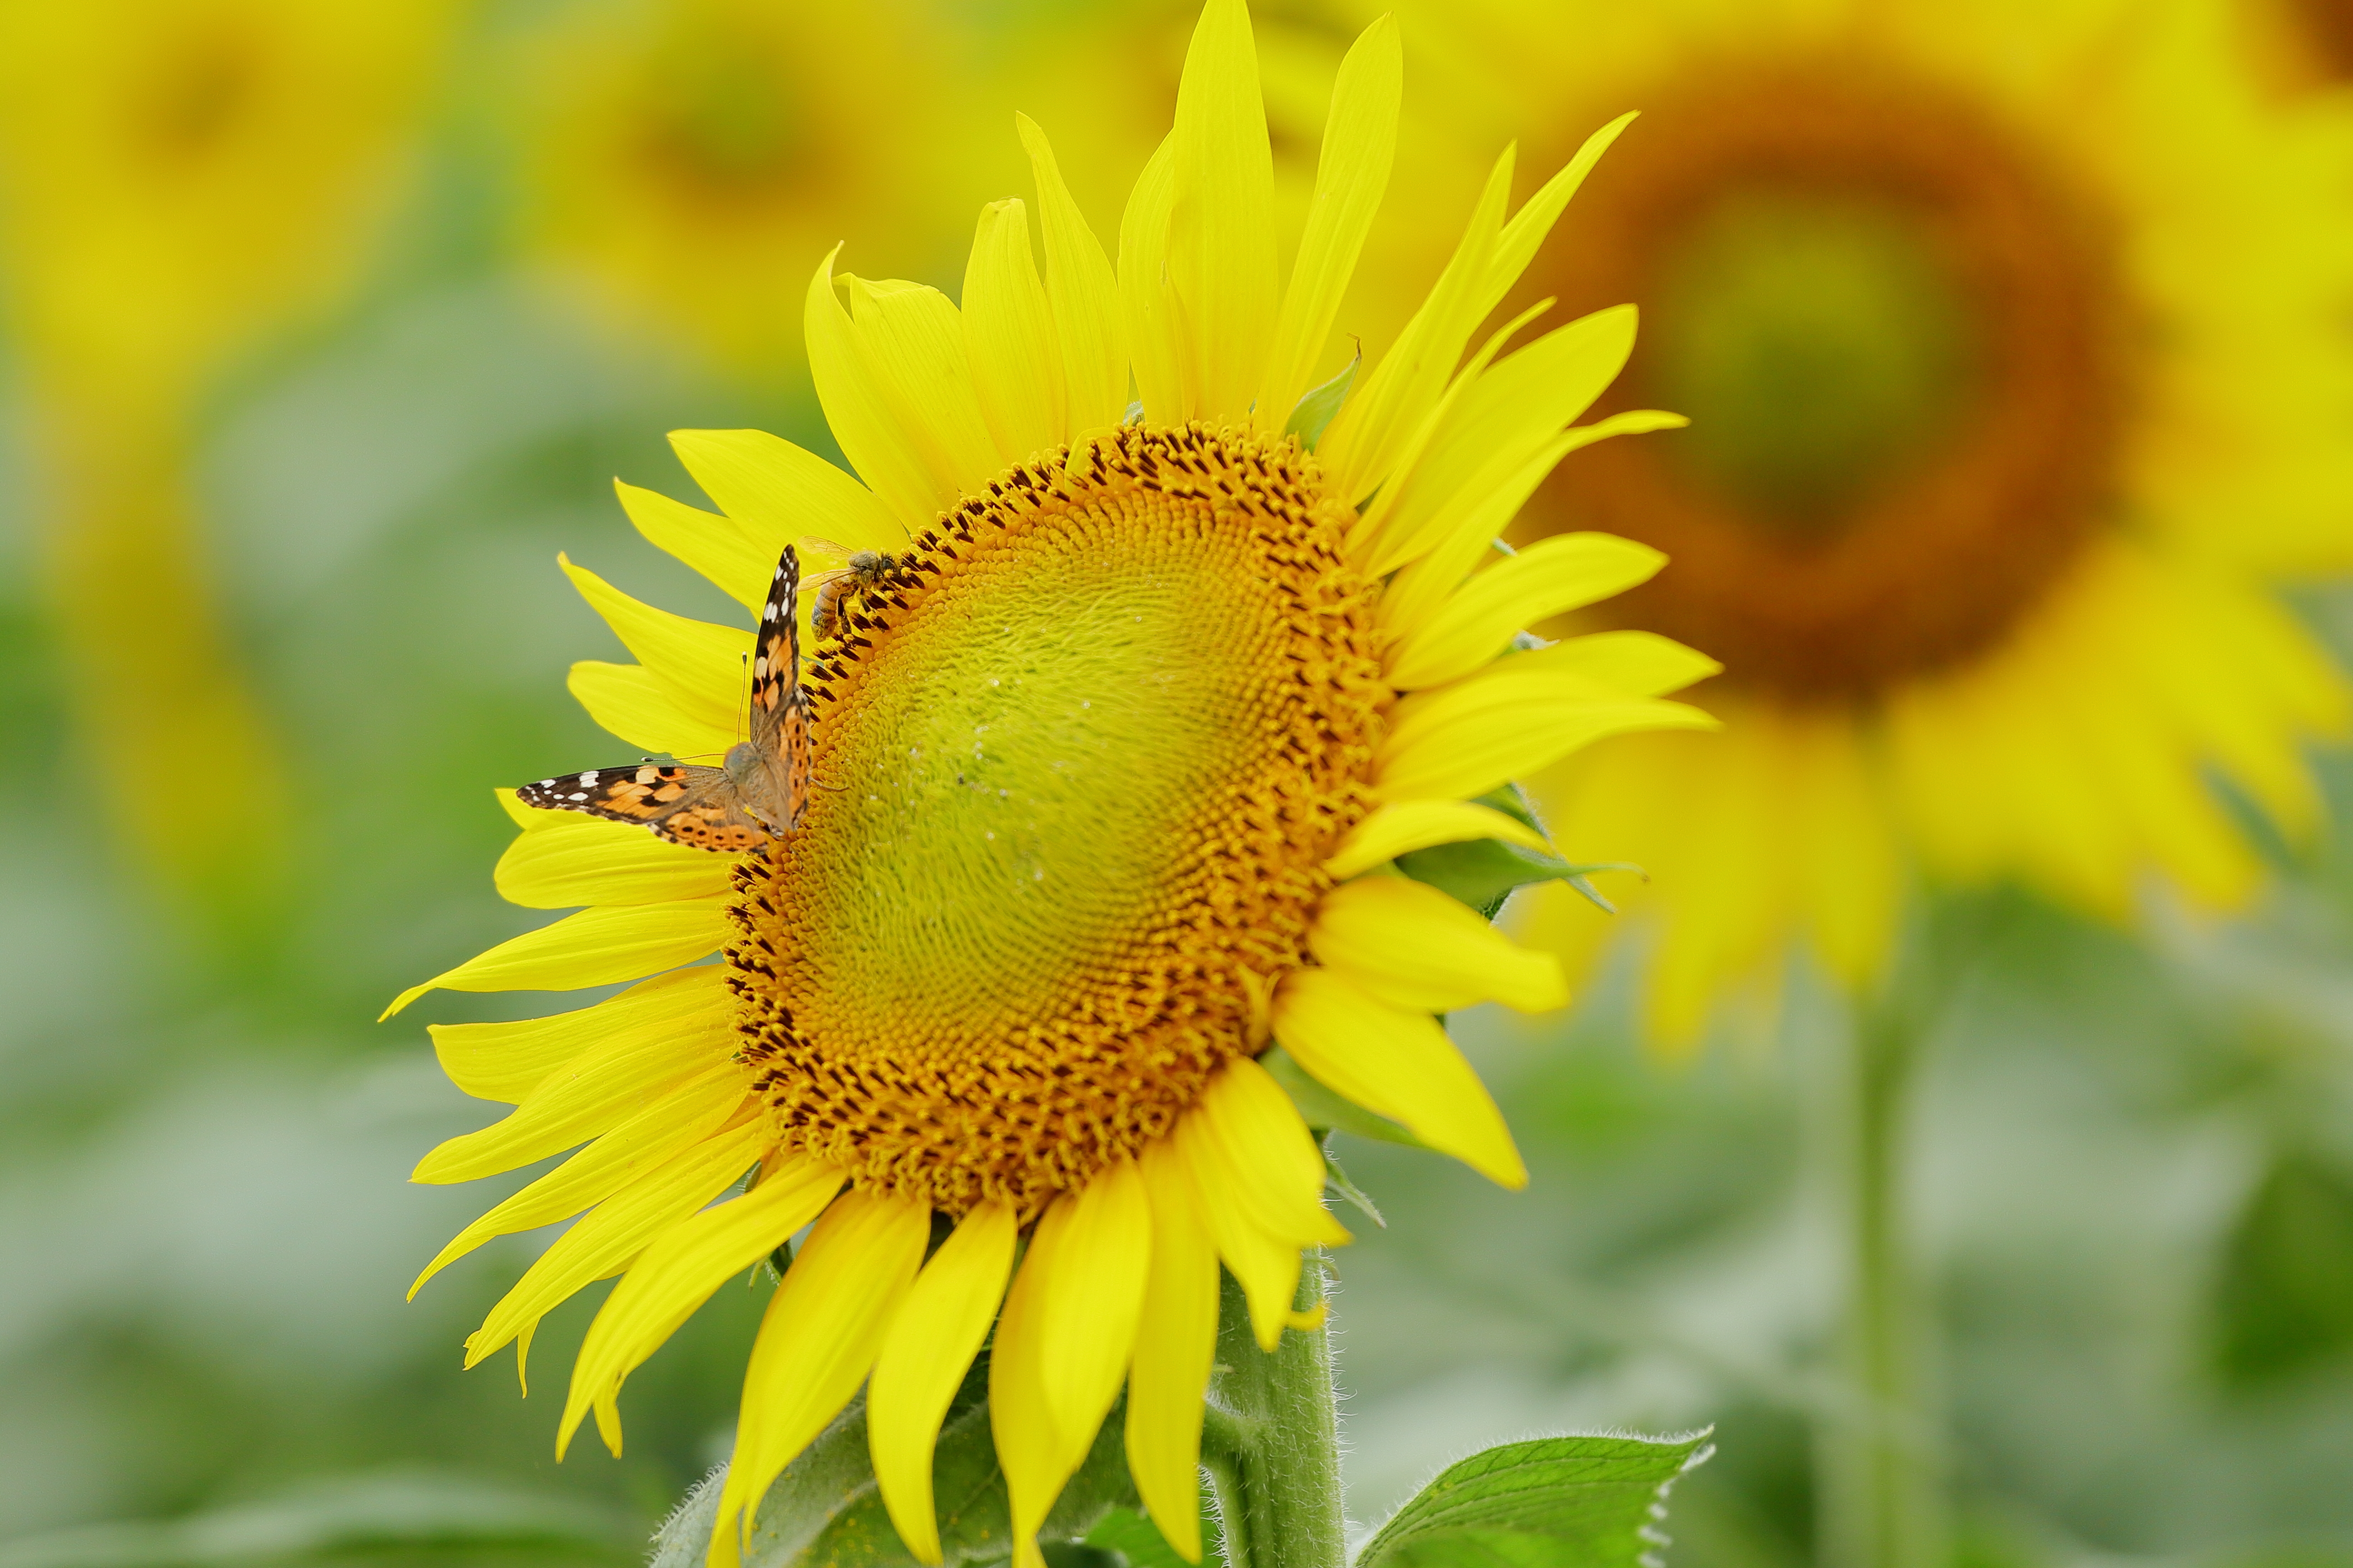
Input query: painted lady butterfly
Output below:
<box><xmin>516</xmin><ymin>545</ymin><xmax>811</xmax><ymax>853</ymax></box>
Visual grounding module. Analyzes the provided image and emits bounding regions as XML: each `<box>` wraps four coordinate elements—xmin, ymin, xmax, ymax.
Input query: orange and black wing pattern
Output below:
<box><xmin>515</xmin><ymin>764</ymin><xmax>770</xmax><ymax>852</ymax></box>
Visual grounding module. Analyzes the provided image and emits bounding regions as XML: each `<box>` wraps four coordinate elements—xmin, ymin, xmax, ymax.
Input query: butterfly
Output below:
<box><xmin>516</xmin><ymin>545</ymin><xmax>811</xmax><ymax>853</ymax></box>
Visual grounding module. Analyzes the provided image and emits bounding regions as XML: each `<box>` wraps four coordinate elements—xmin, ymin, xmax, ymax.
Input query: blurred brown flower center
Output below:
<box><xmin>1519</xmin><ymin>57</ymin><xmax>2127</xmax><ymax>703</ymax></box>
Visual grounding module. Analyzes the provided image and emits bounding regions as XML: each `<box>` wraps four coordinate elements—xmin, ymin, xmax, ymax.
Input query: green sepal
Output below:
<box><xmin>1284</xmin><ymin>351</ymin><xmax>1360</xmax><ymax>452</ymax></box>
<box><xmin>1260</xmin><ymin>1046</ymin><xmax>1428</xmax><ymax>1152</ymax></box>
<box><xmin>1394</xmin><ymin>784</ymin><xmax>1642</xmax><ymax>921</ymax></box>
<box><xmin>650</xmin><ymin>1356</ymin><xmax>1143</xmax><ymax>1568</ymax></box>
<box><xmin>1321</xmin><ymin>1149</ymin><xmax>1387</xmax><ymax>1229</ymax></box>
<box><xmin>1354</xmin><ymin>1432</ymin><xmax>1714</xmax><ymax>1568</ymax></box>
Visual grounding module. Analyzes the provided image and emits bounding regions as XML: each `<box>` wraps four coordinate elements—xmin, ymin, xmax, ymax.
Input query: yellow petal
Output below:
<box><xmin>989</xmin><ymin>1202</ymin><xmax>1067</xmax><ymax>1568</ymax></box>
<box><xmin>1476</xmin><ymin>113</ymin><xmax>1637</xmax><ymax>319</ymax></box>
<box><xmin>668</xmin><ymin>428</ymin><xmax>905</xmax><ymax>562</ymax></box>
<box><xmin>408</xmin><ymin>1066</ymin><xmax>744</xmax><ymax>1295</ymax></box>
<box><xmin>427</xmin><ymin>967</ymin><xmax>727</xmax><ymax>1104</ymax></box>
<box><xmin>1316</xmin><ymin>147</ymin><xmax>1511</xmax><ymax>504</ymax></box>
<box><xmin>1524</xmin><ymin>631</ymin><xmax>1725</xmax><ymax>699</ymax></box>
<box><xmin>615</xmin><ymin>480</ymin><xmax>769</xmax><ymax>614</ymax></box>
<box><xmin>564</xmin><ymin>660</ymin><xmax>738</xmax><ymax>762</ymax></box>
<box><xmin>1124</xmin><ymin>1137</ymin><xmax>1217</xmax><ymax>1562</ymax></box>
<box><xmin>713</xmin><ymin>1189</ymin><xmax>930</xmax><ymax>1554</ymax></box>
<box><xmin>1015</xmin><ymin>113</ymin><xmax>1127</xmax><ymax>439</ymax></box>
<box><xmin>558</xmin><ymin>555</ymin><xmax>748</xmax><ymax>739</ymax></box>
<box><xmin>1374</xmin><ymin>410</ymin><xmax>1686</xmax><ymax>612</ymax></box>
<box><xmin>559</xmin><ymin>1154</ymin><xmax>845</xmax><ymax>1458</ymax></box>
<box><xmin>1273</xmin><ymin>968</ymin><xmax>1525</xmax><ymax>1188</ymax></box>
<box><xmin>846</xmin><ymin>273</ymin><xmax>1002</xmax><ymax>506</ymax></box>
<box><xmin>1119</xmin><ymin>133</ymin><xmax>1183</xmax><ymax>424</ymax></box>
<box><xmin>868</xmin><ymin>1202</ymin><xmax>1017</xmax><ymax>1566</ymax></box>
<box><xmin>806</xmin><ymin>245</ymin><xmax>946</xmax><ymax>528</ymax></box>
<box><xmin>964</xmin><ymin>200</ymin><xmax>1066</xmax><ymax>467</ymax></box>
<box><xmin>1323</xmin><ymin>799</ymin><xmax>1552</xmax><ymax>881</ymax></box>
<box><xmin>494</xmin><ymin>812</ymin><xmax>736</xmax><ymax>909</ymax></box>
<box><xmin>1035</xmin><ymin>1158</ymin><xmax>1151</xmax><ymax>1449</ymax></box>
<box><xmin>413</xmin><ymin>1006</ymin><xmax>735</xmax><ymax>1184</ymax></box>
<box><xmin>1368</xmin><ymin>308</ymin><xmax>1640</xmax><ymax>583</ymax></box>
<box><xmin>1175</xmin><ymin>1058</ymin><xmax>1346</xmax><ymax>1351</ymax></box>
<box><xmin>1168</xmin><ymin>0</ymin><xmax>1276</xmax><ymax>420</ymax></box>
<box><xmin>380</xmin><ymin>898</ymin><xmax>729</xmax><ymax>1018</ymax></box>
<box><xmin>1309</xmin><ymin>875</ymin><xmax>1565</xmax><ymax>1014</ymax></box>
<box><xmin>1385</xmin><ymin>533</ymin><xmax>1667</xmax><ymax>690</ymax></box>
<box><xmin>1252</xmin><ymin>15</ymin><xmax>1399</xmax><ymax>436</ymax></box>
<box><xmin>461</xmin><ymin>1117</ymin><xmax>769</xmax><ymax>1369</ymax></box>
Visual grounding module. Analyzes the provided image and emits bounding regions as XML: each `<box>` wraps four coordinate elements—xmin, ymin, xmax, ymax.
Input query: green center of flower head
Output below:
<box><xmin>727</xmin><ymin>426</ymin><xmax>1385</xmax><ymax>1218</ymax></box>
<box><xmin>1646</xmin><ymin>189</ymin><xmax>1980</xmax><ymax>533</ymax></box>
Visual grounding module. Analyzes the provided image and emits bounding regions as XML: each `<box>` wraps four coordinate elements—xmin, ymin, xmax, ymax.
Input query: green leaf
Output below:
<box><xmin>653</xmin><ymin>1359</ymin><xmax>1138</xmax><ymax>1568</ymax></box>
<box><xmin>1395</xmin><ymin>785</ymin><xmax>1641</xmax><ymax>921</ymax></box>
<box><xmin>1082</xmin><ymin>1504</ymin><xmax>1224</xmax><ymax>1568</ymax></box>
<box><xmin>0</xmin><ymin>1472</ymin><xmax>638</xmax><ymax>1568</ymax></box>
<box><xmin>1284</xmin><ymin>350</ymin><xmax>1360</xmax><ymax>451</ymax></box>
<box><xmin>2213</xmin><ymin>1148</ymin><xmax>2353</xmax><ymax>1384</ymax></box>
<box><xmin>1260</xmin><ymin>1046</ymin><xmax>1427</xmax><ymax>1151</ymax></box>
<box><xmin>1355</xmin><ymin>1432</ymin><xmax>1714</xmax><ymax>1568</ymax></box>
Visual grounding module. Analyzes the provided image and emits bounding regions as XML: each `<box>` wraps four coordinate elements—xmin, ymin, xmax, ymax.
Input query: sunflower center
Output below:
<box><xmin>727</xmin><ymin>426</ymin><xmax>1385</xmax><ymax>1217</ymax></box>
<box><xmin>1520</xmin><ymin>59</ymin><xmax>2127</xmax><ymax>702</ymax></box>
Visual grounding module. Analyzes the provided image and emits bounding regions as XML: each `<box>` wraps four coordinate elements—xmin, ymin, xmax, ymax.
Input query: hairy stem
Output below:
<box><xmin>1203</xmin><ymin>1255</ymin><xmax>1344</xmax><ymax>1568</ymax></box>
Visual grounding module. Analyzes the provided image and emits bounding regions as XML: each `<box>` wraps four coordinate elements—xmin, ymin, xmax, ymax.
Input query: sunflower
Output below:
<box><xmin>509</xmin><ymin>0</ymin><xmax>995</xmax><ymax>377</ymax></box>
<box><xmin>393</xmin><ymin>2</ymin><xmax>1715</xmax><ymax>1562</ymax></box>
<box><xmin>1364</xmin><ymin>0</ymin><xmax>2353</xmax><ymax>1041</ymax></box>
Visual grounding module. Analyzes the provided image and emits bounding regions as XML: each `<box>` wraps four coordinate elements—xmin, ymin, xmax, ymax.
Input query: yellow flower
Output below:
<box><xmin>509</xmin><ymin>0</ymin><xmax>988</xmax><ymax>377</ymax></box>
<box><xmin>393</xmin><ymin>2</ymin><xmax>1713</xmax><ymax>1562</ymax></box>
<box><xmin>1381</xmin><ymin>0</ymin><xmax>2353</xmax><ymax>1041</ymax></box>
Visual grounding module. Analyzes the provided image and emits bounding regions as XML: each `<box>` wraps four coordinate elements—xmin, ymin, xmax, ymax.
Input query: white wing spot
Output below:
<box><xmin>569</xmin><ymin>792</ymin><xmax>589</xmax><ymax>801</ymax></box>
<box><xmin>578</xmin><ymin>771</ymin><xmax>598</xmax><ymax>785</ymax></box>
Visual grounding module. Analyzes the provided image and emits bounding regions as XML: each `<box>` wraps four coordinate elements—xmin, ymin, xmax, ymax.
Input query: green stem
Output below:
<box><xmin>1202</xmin><ymin>1254</ymin><xmax>1345</xmax><ymax>1568</ymax></box>
<box><xmin>1814</xmin><ymin>982</ymin><xmax>1946</xmax><ymax>1568</ymax></box>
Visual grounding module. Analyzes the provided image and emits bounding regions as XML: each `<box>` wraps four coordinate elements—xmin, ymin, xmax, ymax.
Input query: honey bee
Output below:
<box><xmin>800</xmin><ymin>537</ymin><xmax>901</xmax><ymax>639</ymax></box>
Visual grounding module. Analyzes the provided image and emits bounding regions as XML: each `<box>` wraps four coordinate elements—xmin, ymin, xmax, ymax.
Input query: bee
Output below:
<box><xmin>801</xmin><ymin>537</ymin><xmax>901</xmax><ymax>639</ymax></box>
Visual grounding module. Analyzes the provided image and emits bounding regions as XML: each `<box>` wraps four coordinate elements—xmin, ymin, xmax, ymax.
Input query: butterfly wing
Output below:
<box><xmin>516</xmin><ymin>764</ymin><xmax>769</xmax><ymax>853</ymax></box>
<box><xmin>739</xmin><ymin>546</ymin><xmax>813</xmax><ymax>832</ymax></box>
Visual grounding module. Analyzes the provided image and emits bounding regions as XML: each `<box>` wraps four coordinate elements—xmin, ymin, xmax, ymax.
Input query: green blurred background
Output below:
<box><xmin>3</xmin><ymin>2</ymin><xmax>2352</xmax><ymax>1566</ymax></box>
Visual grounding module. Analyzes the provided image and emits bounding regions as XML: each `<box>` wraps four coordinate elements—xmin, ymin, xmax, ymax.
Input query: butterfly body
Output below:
<box><xmin>516</xmin><ymin>546</ymin><xmax>810</xmax><ymax>853</ymax></box>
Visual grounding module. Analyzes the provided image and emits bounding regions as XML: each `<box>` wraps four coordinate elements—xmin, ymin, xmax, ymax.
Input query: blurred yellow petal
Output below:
<box><xmin>1308</xmin><ymin>875</ymin><xmax>1566</xmax><ymax>1014</ymax></box>
<box><xmin>1125</xmin><ymin>1138</ymin><xmax>1217</xmax><ymax>1563</ymax></box>
<box><xmin>494</xmin><ymin>813</ymin><xmax>735</xmax><ymax>909</ymax></box>
<box><xmin>380</xmin><ymin>898</ymin><xmax>729</xmax><ymax>1019</ymax></box>
<box><xmin>1253</xmin><ymin>15</ymin><xmax>1400</xmax><ymax>435</ymax></box>
<box><xmin>427</xmin><ymin>967</ymin><xmax>727</xmax><ymax>1104</ymax></box>
<box><xmin>1016</xmin><ymin>113</ymin><xmax>1127</xmax><ymax>439</ymax></box>
<box><xmin>714</xmin><ymin>1189</ymin><xmax>930</xmax><ymax>1556</ymax></box>
<box><xmin>668</xmin><ymin>428</ymin><xmax>905</xmax><ymax>561</ymax></box>
<box><xmin>1175</xmin><ymin>1058</ymin><xmax>1346</xmax><ymax>1351</ymax></box>
<box><xmin>989</xmin><ymin>1201</ymin><xmax>1067</xmax><ymax>1568</ymax></box>
<box><xmin>1273</xmin><ymin>967</ymin><xmax>1525</xmax><ymax>1188</ymax></box>
<box><xmin>1168</xmin><ymin>0</ymin><xmax>1277</xmax><ymax>419</ymax></box>
<box><xmin>869</xmin><ymin>1202</ymin><xmax>1017</xmax><ymax>1566</ymax></box>
<box><xmin>965</xmin><ymin>199</ymin><xmax>1065</xmax><ymax>466</ymax></box>
<box><xmin>560</xmin><ymin>1154</ymin><xmax>845</xmax><ymax>1458</ymax></box>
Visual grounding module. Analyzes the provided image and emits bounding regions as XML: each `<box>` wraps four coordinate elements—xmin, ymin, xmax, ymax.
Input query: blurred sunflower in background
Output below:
<box><xmin>0</xmin><ymin>0</ymin><xmax>457</xmax><ymax>948</ymax></box>
<box><xmin>509</xmin><ymin>0</ymin><xmax>988</xmax><ymax>378</ymax></box>
<box><xmin>1376</xmin><ymin>0</ymin><xmax>2353</xmax><ymax>1040</ymax></box>
<box><xmin>394</xmin><ymin>2</ymin><xmax>1718</xmax><ymax>1561</ymax></box>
